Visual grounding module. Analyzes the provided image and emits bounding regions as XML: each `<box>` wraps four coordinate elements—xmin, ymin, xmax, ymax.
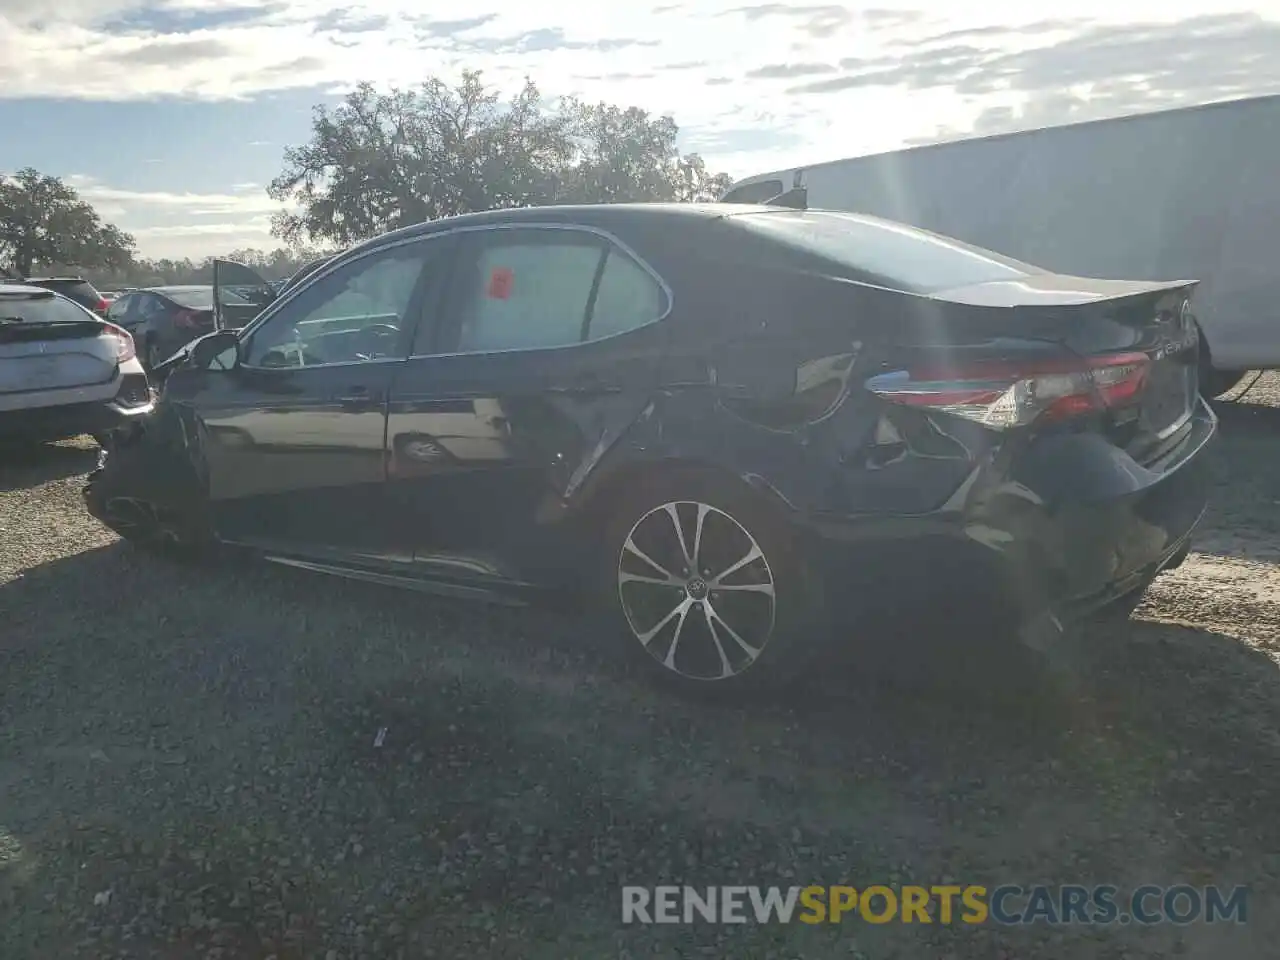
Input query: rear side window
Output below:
<box><xmin>589</xmin><ymin>252</ymin><xmax>666</xmax><ymax>341</ymax></box>
<box><xmin>734</xmin><ymin>211</ymin><xmax>1036</xmax><ymax>293</ymax></box>
<box><xmin>457</xmin><ymin>236</ymin><xmax>600</xmax><ymax>352</ymax></box>
<box><xmin>447</xmin><ymin>229</ymin><xmax>667</xmax><ymax>354</ymax></box>
<box><xmin>0</xmin><ymin>293</ymin><xmax>95</xmax><ymax>324</ymax></box>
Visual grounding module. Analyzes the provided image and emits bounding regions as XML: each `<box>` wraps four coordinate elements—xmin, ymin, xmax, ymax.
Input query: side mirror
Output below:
<box><xmin>190</xmin><ymin>330</ymin><xmax>241</xmax><ymax>371</ymax></box>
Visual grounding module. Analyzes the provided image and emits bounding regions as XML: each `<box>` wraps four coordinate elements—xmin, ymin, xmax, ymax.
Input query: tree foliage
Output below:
<box><xmin>269</xmin><ymin>71</ymin><xmax>734</xmax><ymax>245</ymax></box>
<box><xmin>0</xmin><ymin>168</ymin><xmax>135</xmax><ymax>278</ymax></box>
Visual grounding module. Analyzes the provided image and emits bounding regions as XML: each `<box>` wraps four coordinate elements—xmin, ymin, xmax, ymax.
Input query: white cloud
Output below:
<box><xmin>129</xmin><ymin>219</ymin><xmax>279</xmax><ymax>258</ymax></box>
<box><xmin>4</xmin><ymin>3</ymin><xmax>1280</xmax><ymax>163</ymax></box>
<box><xmin>67</xmin><ymin>176</ymin><xmax>281</xmax><ymax>214</ymax></box>
<box><xmin>63</xmin><ymin>175</ymin><xmax>285</xmax><ymax>257</ymax></box>
<box><xmin>15</xmin><ymin>1</ymin><xmax>1280</xmax><ymax>255</ymax></box>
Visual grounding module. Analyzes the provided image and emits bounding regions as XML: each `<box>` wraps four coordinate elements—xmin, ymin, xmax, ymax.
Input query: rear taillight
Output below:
<box><xmin>174</xmin><ymin>309</ymin><xmax>203</xmax><ymax>330</ymax></box>
<box><xmin>103</xmin><ymin>322</ymin><xmax>137</xmax><ymax>364</ymax></box>
<box><xmin>866</xmin><ymin>352</ymin><xmax>1149</xmax><ymax>429</ymax></box>
<box><xmin>95</xmin><ymin>298</ymin><xmax>110</xmax><ymax>314</ymax></box>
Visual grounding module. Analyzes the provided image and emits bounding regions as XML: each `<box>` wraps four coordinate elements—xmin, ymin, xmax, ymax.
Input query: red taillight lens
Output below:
<box><xmin>866</xmin><ymin>352</ymin><xmax>1149</xmax><ymax>429</ymax></box>
<box><xmin>95</xmin><ymin>298</ymin><xmax>110</xmax><ymax>314</ymax></box>
<box><xmin>102</xmin><ymin>322</ymin><xmax>137</xmax><ymax>364</ymax></box>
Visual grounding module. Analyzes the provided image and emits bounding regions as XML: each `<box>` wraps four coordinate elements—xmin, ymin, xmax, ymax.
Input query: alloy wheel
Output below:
<box><xmin>617</xmin><ymin>500</ymin><xmax>776</xmax><ymax>681</ymax></box>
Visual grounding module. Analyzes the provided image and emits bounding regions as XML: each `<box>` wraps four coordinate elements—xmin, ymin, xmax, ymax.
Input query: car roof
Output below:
<box><xmin>350</xmin><ymin>202</ymin><xmax>772</xmax><ymax>254</ymax></box>
<box><xmin>0</xmin><ymin>281</ymin><xmax>58</xmax><ymax>296</ymax></box>
<box><xmin>144</xmin><ymin>285</ymin><xmax>212</xmax><ymax>295</ymax></box>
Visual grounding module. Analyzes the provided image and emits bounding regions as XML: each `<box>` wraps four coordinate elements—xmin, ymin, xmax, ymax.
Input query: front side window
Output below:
<box><xmin>244</xmin><ymin>243</ymin><xmax>431</xmax><ymax>368</ymax></box>
<box><xmin>444</xmin><ymin>229</ymin><xmax>667</xmax><ymax>354</ymax></box>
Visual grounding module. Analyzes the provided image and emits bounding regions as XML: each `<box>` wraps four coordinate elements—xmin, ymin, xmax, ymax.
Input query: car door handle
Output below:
<box><xmin>330</xmin><ymin>385</ymin><xmax>384</xmax><ymax>409</ymax></box>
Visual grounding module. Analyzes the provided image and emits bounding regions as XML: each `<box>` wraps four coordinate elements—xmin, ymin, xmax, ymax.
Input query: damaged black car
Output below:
<box><xmin>85</xmin><ymin>202</ymin><xmax>1215</xmax><ymax>694</ymax></box>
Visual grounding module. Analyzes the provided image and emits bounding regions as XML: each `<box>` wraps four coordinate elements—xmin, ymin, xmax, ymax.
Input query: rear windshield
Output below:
<box><xmin>0</xmin><ymin>293</ymin><xmax>97</xmax><ymax>324</ymax></box>
<box><xmin>733</xmin><ymin>210</ymin><xmax>1037</xmax><ymax>294</ymax></box>
<box><xmin>26</xmin><ymin>279</ymin><xmax>99</xmax><ymax>301</ymax></box>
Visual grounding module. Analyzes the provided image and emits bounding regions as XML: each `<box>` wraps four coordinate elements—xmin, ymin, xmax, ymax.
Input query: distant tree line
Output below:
<box><xmin>1</xmin><ymin>68</ymin><xmax>733</xmax><ymax>282</ymax></box>
<box><xmin>88</xmin><ymin>247</ymin><xmax>334</xmax><ymax>290</ymax></box>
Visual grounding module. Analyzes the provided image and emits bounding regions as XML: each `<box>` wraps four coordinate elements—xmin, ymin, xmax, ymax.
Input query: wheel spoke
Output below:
<box><xmin>690</xmin><ymin>502</ymin><xmax>710</xmax><ymax>570</ymax></box>
<box><xmin>709</xmin><ymin>544</ymin><xmax>763</xmax><ymax>586</ymax></box>
<box><xmin>636</xmin><ymin>596</ymin><xmax>693</xmax><ymax>647</ymax></box>
<box><xmin>711</xmin><ymin>581</ymin><xmax>775</xmax><ymax>597</ymax></box>
<box><xmin>619</xmin><ymin>570</ymin><xmax>682</xmax><ymax>588</ymax></box>
<box><xmin>661</xmin><ymin>503</ymin><xmax>694</xmax><ymax>570</ymax></box>
<box><xmin>662</xmin><ymin>601</ymin><xmax>694</xmax><ymax>669</ymax></box>
<box><xmin>705</xmin><ymin>599</ymin><xmax>761</xmax><ymax>662</ymax></box>
<box><xmin>700</xmin><ymin>603</ymin><xmax>735</xmax><ymax>679</ymax></box>
<box><xmin>622</xmin><ymin>535</ymin><xmax>681</xmax><ymax>583</ymax></box>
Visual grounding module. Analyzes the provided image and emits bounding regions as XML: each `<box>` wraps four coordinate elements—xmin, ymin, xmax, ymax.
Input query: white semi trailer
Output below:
<box><xmin>721</xmin><ymin>95</ymin><xmax>1280</xmax><ymax>396</ymax></box>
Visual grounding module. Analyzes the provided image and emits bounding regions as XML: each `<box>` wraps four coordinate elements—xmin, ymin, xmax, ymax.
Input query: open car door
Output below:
<box><xmin>212</xmin><ymin>259</ymin><xmax>277</xmax><ymax>331</ymax></box>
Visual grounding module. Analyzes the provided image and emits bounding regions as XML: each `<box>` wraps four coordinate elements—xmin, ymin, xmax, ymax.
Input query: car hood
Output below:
<box><xmin>931</xmin><ymin>273</ymin><xmax>1197</xmax><ymax>307</ymax></box>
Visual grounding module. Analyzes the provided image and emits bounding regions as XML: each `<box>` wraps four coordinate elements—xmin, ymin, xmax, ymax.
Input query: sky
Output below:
<box><xmin>2</xmin><ymin>1</ymin><xmax>1280</xmax><ymax>259</ymax></box>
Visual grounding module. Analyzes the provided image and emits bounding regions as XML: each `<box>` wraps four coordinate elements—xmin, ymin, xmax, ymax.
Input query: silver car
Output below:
<box><xmin>0</xmin><ymin>283</ymin><xmax>153</xmax><ymax>446</ymax></box>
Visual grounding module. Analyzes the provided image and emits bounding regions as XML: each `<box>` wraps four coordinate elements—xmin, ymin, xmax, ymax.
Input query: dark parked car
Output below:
<box><xmin>0</xmin><ymin>283</ymin><xmax>152</xmax><ymax>446</ymax></box>
<box><xmin>84</xmin><ymin>203</ymin><xmax>1215</xmax><ymax>694</ymax></box>
<box><xmin>22</xmin><ymin>276</ymin><xmax>110</xmax><ymax>317</ymax></box>
<box><xmin>107</xmin><ymin>285</ymin><xmax>261</xmax><ymax>369</ymax></box>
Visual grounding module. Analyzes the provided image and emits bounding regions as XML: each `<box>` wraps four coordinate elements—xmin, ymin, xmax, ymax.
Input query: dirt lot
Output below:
<box><xmin>3</xmin><ymin>375</ymin><xmax>1280</xmax><ymax>959</ymax></box>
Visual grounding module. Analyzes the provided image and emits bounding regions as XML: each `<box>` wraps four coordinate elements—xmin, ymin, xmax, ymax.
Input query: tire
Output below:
<box><xmin>84</xmin><ymin>449</ymin><xmax>214</xmax><ymax>564</ymax></box>
<box><xmin>1196</xmin><ymin>335</ymin><xmax>1246</xmax><ymax>398</ymax></box>
<box><xmin>1092</xmin><ymin>583</ymin><xmax>1150</xmax><ymax>625</ymax></box>
<box><xmin>86</xmin><ymin>489</ymin><xmax>210</xmax><ymax>561</ymax></box>
<box><xmin>595</xmin><ymin>468</ymin><xmax>828</xmax><ymax>698</ymax></box>
<box><xmin>1205</xmin><ymin>369</ymin><xmax>1248</xmax><ymax>399</ymax></box>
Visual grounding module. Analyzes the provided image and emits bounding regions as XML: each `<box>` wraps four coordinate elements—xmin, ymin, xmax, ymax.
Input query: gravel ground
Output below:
<box><xmin>3</xmin><ymin>374</ymin><xmax>1280</xmax><ymax>959</ymax></box>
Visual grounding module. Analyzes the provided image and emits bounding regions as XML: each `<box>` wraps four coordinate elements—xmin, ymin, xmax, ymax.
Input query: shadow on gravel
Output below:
<box><xmin>0</xmin><ymin>440</ymin><xmax>100</xmax><ymax>492</ymax></box>
<box><xmin>3</xmin><ymin>542</ymin><xmax>1279</xmax><ymax>957</ymax></box>
<box><xmin>1211</xmin><ymin>397</ymin><xmax>1280</xmax><ymax>433</ymax></box>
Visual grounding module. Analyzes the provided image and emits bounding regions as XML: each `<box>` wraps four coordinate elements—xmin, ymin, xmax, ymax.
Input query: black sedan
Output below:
<box><xmin>107</xmin><ymin>285</ymin><xmax>262</xmax><ymax>369</ymax></box>
<box><xmin>84</xmin><ymin>203</ymin><xmax>1215</xmax><ymax>694</ymax></box>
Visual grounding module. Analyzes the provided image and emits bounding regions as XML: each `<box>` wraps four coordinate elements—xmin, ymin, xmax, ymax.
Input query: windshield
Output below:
<box><xmin>735</xmin><ymin>210</ymin><xmax>1038</xmax><ymax>294</ymax></box>
<box><xmin>0</xmin><ymin>293</ymin><xmax>96</xmax><ymax>324</ymax></box>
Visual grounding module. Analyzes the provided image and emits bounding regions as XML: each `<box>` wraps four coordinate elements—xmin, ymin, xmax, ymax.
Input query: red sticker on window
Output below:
<box><xmin>486</xmin><ymin>267</ymin><xmax>514</xmax><ymax>300</ymax></box>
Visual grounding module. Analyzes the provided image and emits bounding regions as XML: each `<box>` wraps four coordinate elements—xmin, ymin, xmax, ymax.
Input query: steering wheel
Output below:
<box><xmin>354</xmin><ymin>323</ymin><xmax>401</xmax><ymax>360</ymax></box>
<box><xmin>259</xmin><ymin>343</ymin><xmax>325</xmax><ymax>368</ymax></box>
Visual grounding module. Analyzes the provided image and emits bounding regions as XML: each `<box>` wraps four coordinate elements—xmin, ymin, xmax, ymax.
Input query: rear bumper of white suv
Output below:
<box><xmin>0</xmin><ymin>362</ymin><xmax>154</xmax><ymax>443</ymax></box>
